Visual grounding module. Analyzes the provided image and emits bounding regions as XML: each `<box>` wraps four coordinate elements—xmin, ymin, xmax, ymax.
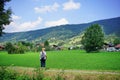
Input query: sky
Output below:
<box><xmin>4</xmin><ymin>0</ymin><xmax>120</xmax><ymax>32</ymax></box>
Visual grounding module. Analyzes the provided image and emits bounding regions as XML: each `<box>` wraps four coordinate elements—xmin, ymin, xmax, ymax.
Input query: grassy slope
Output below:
<box><xmin>0</xmin><ymin>50</ymin><xmax>120</xmax><ymax>70</ymax></box>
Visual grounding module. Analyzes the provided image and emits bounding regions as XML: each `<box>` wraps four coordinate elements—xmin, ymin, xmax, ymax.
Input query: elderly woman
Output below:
<box><xmin>40</xmin><ymin>48</ymin><xmax>47</xmax><ymax>67</ymax></box>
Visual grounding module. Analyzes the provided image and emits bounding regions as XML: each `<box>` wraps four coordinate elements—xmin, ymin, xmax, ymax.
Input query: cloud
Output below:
<box><xmin>5</xmin><ymin>17</ymin><xmax>42</xmax><ymax>32</ymax></box>
<box><xmin>19</xmin><ymin>17</ymin><xmax>42</xmax><ymax>29</ymax></box>
<box><xmin>45</xmin><ymin>18</ymin><xmax>69</xmax><ymax>27</ymax></box>
<box><xmin>63</xmin><ymin>0</ymin><xmax>81</xmax><ymax>10</ymax></box>
<box><xmin>12</xmin><ymin>15</ymin><xmax>21</xmax><ymax>20</ymax></box>
<box><xmin>34</xmin><ymin>2</ymin><xmax>60</xmax><ymax>13</ymax></box>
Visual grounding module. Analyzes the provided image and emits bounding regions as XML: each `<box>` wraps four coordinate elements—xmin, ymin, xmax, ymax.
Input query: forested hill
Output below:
<box><xmin>0</xmin><ymin>17</ymin><xmax>120</xmax><ymax>43</ymax></box>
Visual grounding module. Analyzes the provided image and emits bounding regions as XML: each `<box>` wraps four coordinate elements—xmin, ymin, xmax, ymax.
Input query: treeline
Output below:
<box><xmin>4</xmin><ymin>40</ymin><xmax>52</xmax><ymax>54</ymax></box>
<box><xmin>1</xmin><ymin>24</ymin><xmax>120</xmax><ymax>54</ymax></box>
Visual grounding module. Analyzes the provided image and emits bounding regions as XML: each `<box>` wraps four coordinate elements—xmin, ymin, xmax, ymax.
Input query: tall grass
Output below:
<box><xmin>0</xmin><ymin>66</ymin><xmax>120</xmax><ymax>80</ymax></box>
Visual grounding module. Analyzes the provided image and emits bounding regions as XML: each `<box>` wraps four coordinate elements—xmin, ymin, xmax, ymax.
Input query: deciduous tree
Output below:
<box><xmin>0</xmin><ymin>0</ymin><xmax>12</xmax><ymax>36</ymax></box>
<box><xmin>81</xmin><ymin>24</ymin><xmax>104</xmax><ymax>53</ymax></box>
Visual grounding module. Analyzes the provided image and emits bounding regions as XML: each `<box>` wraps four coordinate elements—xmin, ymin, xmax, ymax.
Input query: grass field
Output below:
<box><xmin>0</xmin><ymin>50</ymin><xmax>120</xmax><ymax>70</ymax></box>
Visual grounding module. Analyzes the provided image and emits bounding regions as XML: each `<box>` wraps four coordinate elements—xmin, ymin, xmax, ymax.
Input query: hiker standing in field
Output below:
<box><xmin>40</xmin><ymin>48</ymin><xmax>47</xmax><ymax>67</ymax></box>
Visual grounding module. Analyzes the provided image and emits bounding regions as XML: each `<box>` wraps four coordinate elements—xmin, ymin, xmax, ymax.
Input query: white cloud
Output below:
<box><xmin>19</xmin><ymin>17</ymin><xmax>42</xmax><ymax>29</ymax></box>
<box><xmin>12</xmin><ymin>15</ymin><xmax>21</xmax><ymax>20</ymax></box>
<box><xmin>34</xmin><ymin>2</ymin><xmax>60</xmax><ymax>13</ymax></box>
<box><xmin>63</xmin><ymin>0</ymin><xmax>81</xmax><ymax>10</ymax></box>
<box><xmin>45</xmin><ymin>18</ymin><xmax>69</xmax><ymax>27</ymax></box>
<box><xmin>5</xmin><ymin>17</ymin><xmax>42</xmax><ymax>32</ymax></box>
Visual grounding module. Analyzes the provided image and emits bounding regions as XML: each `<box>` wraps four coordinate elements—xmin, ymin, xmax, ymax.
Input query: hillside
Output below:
<box><xmin>0</xmin><ymin>17</ymin><xmax>120</xmax><ymax>44</ymax></box>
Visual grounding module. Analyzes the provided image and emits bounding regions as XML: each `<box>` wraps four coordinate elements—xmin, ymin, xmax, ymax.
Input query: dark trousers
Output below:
<box><xmin>40</xmin><ymin>59</ymin><xmax>46</xmax><ymax>67</ymax></box>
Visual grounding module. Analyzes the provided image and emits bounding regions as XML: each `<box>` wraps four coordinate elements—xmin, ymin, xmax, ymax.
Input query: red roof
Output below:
<box><xmin>115</xmin><ymin>44</ymin><xmax>120</xmax><ymax>48</ymax></box>
<box><xmin>0</xmin><ymin>45</ymin><xmax>4</xmax><ymax>50</ymax></box>
<box><xmin>0</xmin><ymin>45</ymin><xmax>4</xmax><ymax>48</ymax></box>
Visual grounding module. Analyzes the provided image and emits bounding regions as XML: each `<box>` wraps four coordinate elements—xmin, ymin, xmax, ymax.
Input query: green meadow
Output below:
<box><xmin>0</xmin><ymin>50</ymin><xmax>120</xmax><ymax>70</ymax></box>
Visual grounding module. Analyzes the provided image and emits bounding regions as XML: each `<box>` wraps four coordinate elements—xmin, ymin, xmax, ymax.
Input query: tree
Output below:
<box><xmin>44</xmin><ymin>40</ymin><xmax>51</xmax><ymax>51</ymax></box>
<box><xmin>44</xmin><ymin>40</ymin><xmax>49</xmax><ymax>47</ymax></box>
<box><xmin>5</xmin><ymin>42</ymin><xmax>15</xmax><ymax>54</ymax></box>
<box><xmin>5</xmin><ymin>42</ymin><xmax>26</xmax><ymax>54</ymax></box>
<box><xmin>0</xmin><ymin>0</ymin><xmax>12</xmax><ymax>36</ymax></box>
<box><xmin>16</xmin><ymin>42</ymin><xmax>26</xmax><ymax>54</ymax></box>
<box><xmin>81</xmin><ymin>24</ymin><xmax>104</xmax><ymax>53</ymax></box>
<box><xmin>113</xmin><ymin>38</ymin><xmax>120</xmax><ymax>45</ymax></box>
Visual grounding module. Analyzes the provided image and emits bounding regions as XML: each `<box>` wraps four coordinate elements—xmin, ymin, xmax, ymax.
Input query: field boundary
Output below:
<box><xmin>5</xmin><ymin>66</ymin><xmax>120</xmax><ymax>75</ymax></box>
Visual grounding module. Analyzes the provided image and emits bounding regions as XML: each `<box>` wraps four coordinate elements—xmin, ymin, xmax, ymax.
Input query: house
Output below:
<box><xmin>0</xmin><ymin>45</ymin><xmax>5</xmax><ymax>50</ymax></box>
<box><xmin>115</xmin><ymin>44</ymin><xmax>120</xmax><ymax>48</ymax></box>
<box><xmin>103</xmin><ymin>42</ymin><xmax>120</xmax><ymax>52</ymax></box>
<box><xmin>36</xmin><ymin>43</ymin><xmax>44</xmax><ymax>47</ymax></box>
<box><xmin>115</xmin><ymin>44</ymin><xmax>120</xmax><ymax>51</ymax></box>
<box><xmin>52</xmin><ymin>45</ymin><xmax>62</xmax><ymax>50</ymax></box>
<box><xmin>103</xmin><ymin>43</ymin><xmax>116</xmax><ymax>52</ymax></box>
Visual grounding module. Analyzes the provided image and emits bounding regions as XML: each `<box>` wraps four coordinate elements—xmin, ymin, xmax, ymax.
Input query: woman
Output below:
<box><xmin>40</xmin><ymin>48</ymin><xmax>47</xmax><ymax>67</ymax></box>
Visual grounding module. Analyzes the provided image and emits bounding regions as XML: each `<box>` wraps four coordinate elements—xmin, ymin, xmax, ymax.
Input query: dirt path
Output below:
<box><xmin>7</xmin><ymin>66</ymin><xmax>120</xmax><ymax>75</ymax></box>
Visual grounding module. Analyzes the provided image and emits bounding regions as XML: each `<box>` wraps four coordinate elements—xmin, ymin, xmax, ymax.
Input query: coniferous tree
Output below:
<box><xmin>44</xmin><ymin>40</ymin><xmax>50</xmax><ymax>51</ymax></box>
<box><xmin>44</xmin><ymin>40</ymin><xmax>49</xmax><ymax>47</ymax></box>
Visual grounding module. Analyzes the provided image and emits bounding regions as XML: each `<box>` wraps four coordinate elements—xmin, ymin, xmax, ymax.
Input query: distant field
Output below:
<box><xmin>0</xmin><ymin>50</ymin><xmax>120</xmax><ymax>70</ymax></box>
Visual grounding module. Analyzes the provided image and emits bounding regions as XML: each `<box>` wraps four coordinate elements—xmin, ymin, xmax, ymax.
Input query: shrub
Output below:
<box><xmin>0</xmin><ymin>66</ymin><xmax>17</xmax><ymax>80</ymax></box>
<box><xmin>33</xmin><ymin>68</ymin><xmax>45</xmax><ymax>80</ymax></box>
<box><xmin>55</xmin><ymin>70</ymin><xmax>65</xmax><ymax>80</ymax></box>
<box><xmin>55</xmin><ymin>74</ymin><xmax>64</xmax><ymax>80</ymax></box>
<box><xmin>74</xmin><ymin>75</ymin><xmax>82</xmax><ymax>80</ymax></box>
<box><xmin>114</xmin><ymin>38</ymin><xmax>120</xmax><ymax>45</ymax></box>
<box><xmin>17</xmin><ymin>74</ymin><xmax>31</xmax><ymax>80</ymax></box>
<box><xmin>5</xmin><ymin>42</ymin><xmax>16</xmax><ymax>54</ymax></box>
<box><xmin>36</xmin><ymin>46</ymin><xmax>42</xmax><ymax>52</ymax></box>
<box><xmin>45</xmin><ymin>46</ymin><xmax>53</xmax><ymax>51</ymax></box>
<box><xmin>16</xmin><ymin>42</ymin><xmax>26</xmax><ymax>54</ymax></box>
<box><xmin>5</xmin><ymin>42</ymin><xmax>26</xmax><ymax>54</ymax></box>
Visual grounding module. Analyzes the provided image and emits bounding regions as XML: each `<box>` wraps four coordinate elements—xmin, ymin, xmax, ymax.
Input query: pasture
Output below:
<box><xmin>0</xmin><ymin>50</ymin><xmax>120</xmax><ymax>70</ymax></box>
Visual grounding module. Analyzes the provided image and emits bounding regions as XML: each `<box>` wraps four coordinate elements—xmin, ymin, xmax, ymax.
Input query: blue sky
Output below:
<box><xmin>4</xmin><ymin>0</ymin><xmax>120</xmax><ymax>32</ymax></box>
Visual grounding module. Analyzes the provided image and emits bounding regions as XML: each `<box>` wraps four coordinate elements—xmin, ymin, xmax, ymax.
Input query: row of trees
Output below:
<box><xmin>4</xmin><ymin>40</ymin><xmax>51</xmax><ymax>54</ymax></box>
<box><xmin>2</xmin><ymin>24</ymin><xmax>120</xmax><ymax>54</ymax></box>
<box><xmin>5</xmin><ymin>42</ymin><xmax>29</xmax><ymax>54</ymax></box>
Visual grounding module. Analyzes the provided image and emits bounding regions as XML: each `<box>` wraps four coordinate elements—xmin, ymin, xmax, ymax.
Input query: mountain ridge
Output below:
<box><xmin>0</xmin><ymin>17</ymin><xmax>120</xmax><ymax>43</ymax></box>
